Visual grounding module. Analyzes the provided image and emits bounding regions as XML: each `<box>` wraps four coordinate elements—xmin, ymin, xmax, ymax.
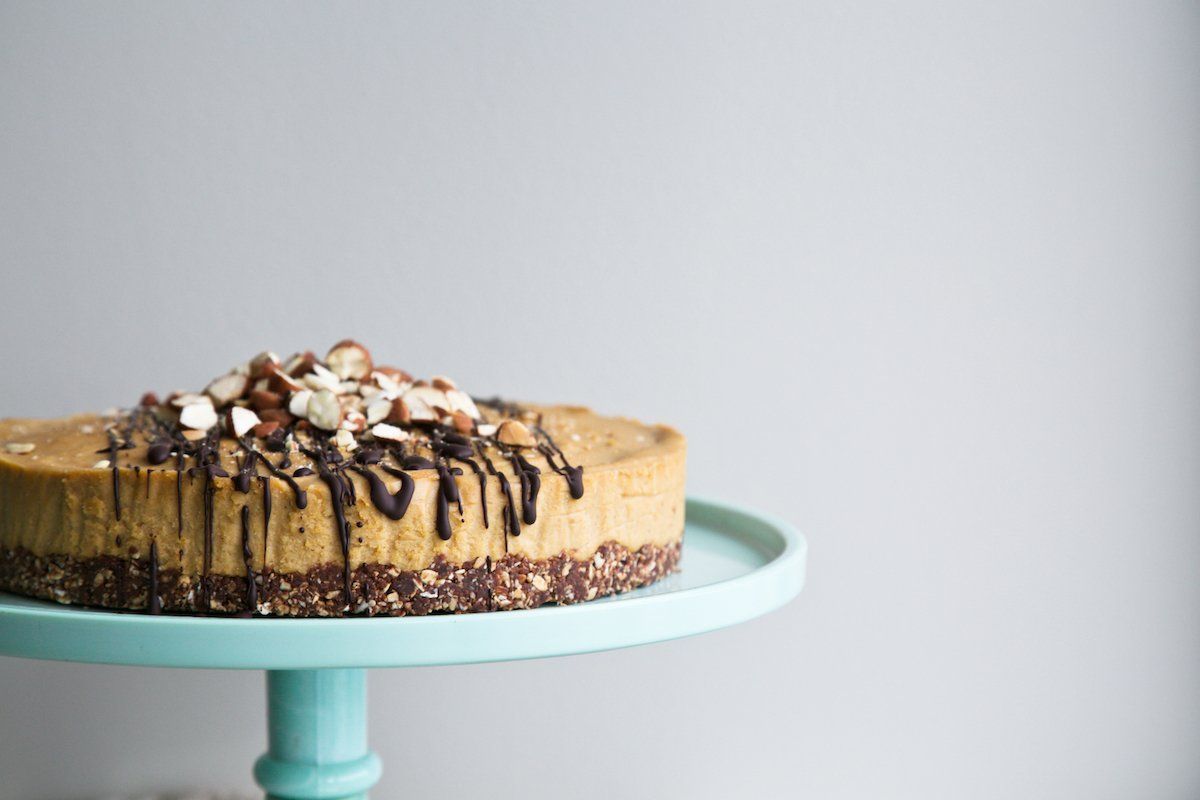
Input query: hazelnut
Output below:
<box><xmin>258</xmin><ymin>408</ymin><xmax>296</xmax><ymax>427</ymax></box>
<box><xmin>284</xmin><ymin>350</ymin><xmax>318</xmax><ymax>377</ymax></box>
<box><xmin>180</xmin><ymin>402</ymin><xmax>219</xmax><ymax>431</ymax></box>
<box><xmin>451</xmin><ymin>411</ymin><xmax>475</xmax><ymax>434</ymax></box>
<box><xmin>306</xmin><ymin>389</ymin><xmax>343</xmax><ymax>431</ymax></box>
<box><xmin>205</xmin><ymin>373</ymin><xmax>250</xmax><ymax>407</ymax></box>
<box><xmin>325</xmin><ymin>340</ymin><xmax>373</xmax><ymax>380</ymax></box>
<box><xmin>249</xmin><ymin>390</ymin><xmax>284</xmax><ymax>411</ymax></box>
<box><xmin>227</xmin><ymin>406</ymin><xmax>261</xmax><ymax>438</ymax></box>
<box><xmin>252</xmin><ymin>421</ymin><xmax>281</xmax><ymax>438</ymax></box>
<box><xmin>385</xmin><ymin>398</ymin><xmax>412</xmax><ymax>425</ymax></box>
<box><xmin>496</xmin><ymin>420</ymin><xmax>536</xmax><ymax>448</ymax></box>
<box><xmin>370</xmin><ymin>423</ymin><xmax>410</xmax><ymax>443</ymax></box>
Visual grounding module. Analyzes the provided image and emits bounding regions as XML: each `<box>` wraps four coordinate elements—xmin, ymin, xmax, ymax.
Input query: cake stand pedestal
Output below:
<box><xmin>0</xmin><ymin>497</ymin><xmax>806</xmax><ymax>800</ymax></box>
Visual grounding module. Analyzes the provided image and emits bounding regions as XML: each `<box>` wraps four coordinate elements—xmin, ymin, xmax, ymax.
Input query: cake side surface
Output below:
<box><xmin>0</xmin><ymin>388</ymin><xmax>685</xmax><ymax>616</ymax></box>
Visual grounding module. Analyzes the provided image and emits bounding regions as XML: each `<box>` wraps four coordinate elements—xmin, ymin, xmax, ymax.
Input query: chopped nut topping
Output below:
<box><xmin>4</xmin><ymin>442</ymin><xmax>35</xmax><ymax>454</ymax></box>
<box><xmin>306</xmin><ymin>389</ymin><xmax>343</xmax><ymax>431</ymax></box>
<box><xmin>170</xmin><ymin>392</ymin><xmax>209</xmax><ymax>409</ymax></box>
<box><xmin>287</xmin><ymin>389</ymin><xmax>313</xmax><ymax>418</ymax></box>
<box><xmin>496</xmin><ymin>420</ymin><xmax>536</xmax><ymax>448</ymax></box>
<box><xmin>365</xmin><ymin>397</ymin><xmax>392</xmax><ymax>426</ymax></box>
<box><xmin>371</xmin><ymin>423</ymin><xmax>410</xmax><ymax>443</ymax></box>
<box><xmin>205</xmin><ymin>373</ymin><xmax>250</xmax><ymax>406</ymax></box>
<box><xmin>179</xmin><ymin>402</ymin><xmax>218</xmax><ymax>431</ymax></box>
<box><xmin>326</xmin><ymin>340</ymin><xmax>373</xmax><ymax>380</ymax></box>
<box><xmin>229</xmin><ymin>406</ymin><xmax>261</xmax><ymax>438</ymax></box>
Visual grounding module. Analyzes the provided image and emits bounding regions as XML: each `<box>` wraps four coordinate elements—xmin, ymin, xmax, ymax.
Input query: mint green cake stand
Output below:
<box><xmin>0</xmin><ymin>497</ymin><xmax>806</xmax><ymax>799</ymax></box>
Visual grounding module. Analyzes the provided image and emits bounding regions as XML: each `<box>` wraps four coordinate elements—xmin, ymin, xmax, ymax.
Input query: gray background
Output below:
<box><xmin>1</xmin><ymin>2</ymin><xmax>1198</xmax><ymax>798</ymax></box>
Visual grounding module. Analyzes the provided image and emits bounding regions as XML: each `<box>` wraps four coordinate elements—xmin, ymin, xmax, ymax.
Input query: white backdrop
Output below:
<box><xmin>1</xmin><ymin>2</ymin><xmax>1198</xmax><ymax>798</ymax></box>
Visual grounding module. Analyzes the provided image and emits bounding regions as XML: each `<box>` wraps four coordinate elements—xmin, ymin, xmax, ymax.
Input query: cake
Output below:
<box><xmin>0</xmin><ymin>342</ymin><xmax>685</xmax><ymax>616</ymax></box>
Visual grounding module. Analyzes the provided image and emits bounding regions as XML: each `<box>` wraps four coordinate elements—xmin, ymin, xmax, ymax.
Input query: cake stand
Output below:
<box><xmin>0</xmin><ymin>497</ymin><xmax>806</xmax><ymax>799</ymax></box>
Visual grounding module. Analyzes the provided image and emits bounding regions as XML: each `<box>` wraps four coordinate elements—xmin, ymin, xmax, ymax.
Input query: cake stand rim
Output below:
<box><xmin>0</xmin><ymin>495</ymin><xmax>806</xmax><ymax>669</ymax></box>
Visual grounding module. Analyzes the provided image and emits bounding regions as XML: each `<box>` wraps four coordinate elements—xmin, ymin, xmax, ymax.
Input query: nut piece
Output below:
<box><xmin>4</xmin><ymin>442</ymin><xmax>35</xmax><ymax>454</ymax></box>
<box><xmin>268</xmin><ymin>369</ymin><xmax>304</xmax><ymax>394</ymax></box>
<box><xmin>252</xmin><ymin>421</ymin><xmax>281</xmax><ymax>438</ymax></box>
<box><xmin>431</xmin><ymin>375</ymin><xmax>457</xmax><ymax>391</ymax></box>
<box><xmin>496</xmin><ymin>420</ymin><xmax>536</xmax><ymax>448</ymax></box>
<box><xmin>451</xmin><ymin>411</ymin><xmax>475</xmax><ymax>434</ymax></box>
<box><xmin>370</xmin><ymin>423</ymin><xmax>410</xmax><ymax>443</ymax></box>
<box><xmin>365</xmin><ymin>397</ymin><xmax>393</xmax><ymax>426</ymax></box>
<box><xmin>476</xmin><ymin>423</ymin><xmax>498</xmax><ymax>437</ymax></box>
<box><xmin>181</xmin><ymin>429</ymin><xmax>209</xmax><ymax>442</ymax></box>
<box><xmin>306</xmin><ymin>389</ymin><xmax>343</xmax><ymax>431</ymax></box>
<box><xmin>341</xmin><ymin>409</ymin><xmax>367</xmax><ymax>433</ymax></box>
<box><xmin>284</xmin><ymin>350</ymin><xmax>318</xmax><ymax>377</ymax></box>
<box><xmin>258</xmin><ymin>408</ymin><xmax>296</xmax><ymax>427</ymax></box>
<box><xmin>288</xmin><ymin>389</ymin><xmax>313</xmax><ymax>418</ymax></box>
<box><xmin>326</xmin><ymin>339</ymin><xmax>373</xmax><ymax>380</ymax></box>
<box><xmin>248</xmin><ymin>351</ymin><xmax>281</xmax><ymax>379</ymax></box>
<box><xmin>229</xmin><ymin>406</ymin><xmax>262</xmax><ymax>437</ymax></box>
<box><xmin>205</xmin><ymin>373</ymin><xmax>250</xmax><ymax>407</ymax></box>
<box><xmin>334</xmin><ymin>428</ymin><xmax>358</xmax><ymax>451</ymax></box>
<box><xmin>445</xmin><ymin>389</ymin><xmax>481</xmax><ymax>419</ymax></box>
<box><xmin>373</xmin><ymin>366</ymin><xmax>413</xmax><ymax>383</ymax></box>
<box><xmin>92</xmin><ymin>459</ymin><xmax>110</xmax><ymax>469</ymax></box>
<box><xmin>403</xmin><ymin>386</ymin><xmax>448</xmax><ymax>420</ymax></box>
<box><xmin>170</xmin><ymin>392</ymin><xmax>209</xmax><ymax>409</ymax></box>
<box><xmin>385</xmin><ymin>398</ymin><xmax>412</xmax><ymax>425</ymax></box>
<box><xmin>139</xmin><ymin>392</ymin><xmax>160</xmax><ymax>407</ymax></box>
<box><xmin>180</xmin><ymin>402</ymin><xmax>219</xmax><ymax>431</ymax></box>
<box><xmin>304</xmin><ymin>363</ymin><xmax>343</xmax><ymax>392</ymax></box>
<box><xmin>249</xmin><ymin>389</ymin><xmax>284</xmax><ymax>411</ymax></box>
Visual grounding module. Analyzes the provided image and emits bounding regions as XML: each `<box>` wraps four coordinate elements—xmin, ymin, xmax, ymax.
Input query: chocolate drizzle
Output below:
<box><xmin>174</xmin><ymin>450</ymin><xmax>184</xmax><ymax>536</ymax></box>
<box><xmin>507</xmin><ymin>451</ymin><xmax>541</xmax><ymax>526</ymax></box>
<box><xmin>147</xmin><ymin>539</ymin><xmax>161</xmax><ymax>614</ymax></box>
<box><xmin>240</xmin><ymin>504</ymin><xmax>257</xmax><ymax>612</ymax></box>
<box><xmin>147</xmin><ymin>439</ymin><xmax>173</xmax><ymax>465</ymax></box>
<box><xmin>354</xmin><ymin>465</ymin><xmax>414</xmax><ymax>520</ymax></box>
<box><xmin>254</xmin><ymin>450</ymin><xmax>307</xmax><ymax>508</ymax></box>
<box><xmin>259</xmin><ymin>475</ymin><xmax>272</xmax><ymax>557</ymax></box>
<box><xmin>105</xmin><ymin>383</ymin><xmax>590</xmax><ymax>617</ymax></box>
<box><xmin>106</xmin><ymin>431</ymin><xmax>122</xmax><ymax>520</ymax></box>
<box><xmin>308</xmin><ymin>447</ymin><xmax>354</xmax><ymax>608</ymax></box>
<box><xmin>434</xmin><ymin>462</ymin><xmax>460</xmax><ymax>541</ymax></box>
<box><xmin>233</xmin><ymin>446</ymin><xmax>257</xmax><ymax>494</ymax></box>
<box><xmin>536</xmin><ymin>425</ymin><xmax>585</xmax><ymax>499</ymax></box>
<box><xmin>497</xmin><ymin>472</ymin><xmax>520</xmax><ymax>539</ymax></box>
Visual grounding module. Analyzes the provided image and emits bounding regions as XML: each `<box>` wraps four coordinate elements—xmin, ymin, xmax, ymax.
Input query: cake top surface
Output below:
<box><xmin>0</xmin><ymin>340</ymin><xmax>682</xmax><ymax>481</ymax></box>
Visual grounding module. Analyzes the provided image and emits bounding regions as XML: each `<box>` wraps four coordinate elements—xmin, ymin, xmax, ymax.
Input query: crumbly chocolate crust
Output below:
<box><xmin>0</xmin><ymin>540</ymin><xmax>681</xmax><ymax>617</ymax></box>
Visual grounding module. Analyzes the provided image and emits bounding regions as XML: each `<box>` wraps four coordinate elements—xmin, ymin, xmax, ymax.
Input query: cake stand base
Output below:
<box><xmin>254</xmin><ymin>669</ymin><xmax>381</xmax><ymax>800</ymax></box>
<box><xmin>0</xmin><ymin>497</ymin><xmax>805</xmax><ymax>800</ymax></box>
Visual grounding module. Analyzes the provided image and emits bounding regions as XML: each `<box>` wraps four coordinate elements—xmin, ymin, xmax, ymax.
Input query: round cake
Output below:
<box><xmin>0</xmin><ymin>342</ymin><xmax>685</xmax><ymax>616</ymax></box>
